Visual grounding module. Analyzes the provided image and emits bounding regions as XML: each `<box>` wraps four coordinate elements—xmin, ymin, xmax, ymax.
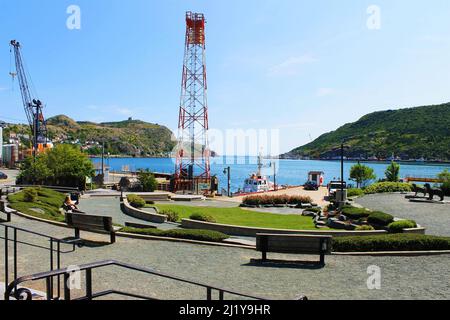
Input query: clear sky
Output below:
<box><xmin>1</xmin><ymin>0</ymin><xmax>450</xmax><ymax>154</ymax></box>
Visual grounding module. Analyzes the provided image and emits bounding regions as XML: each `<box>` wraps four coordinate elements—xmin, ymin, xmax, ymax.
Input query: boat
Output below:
<box><xmin>242</xmin><ymin>154</ymin><xmax>274</xmax><ymax>194</ymax></box>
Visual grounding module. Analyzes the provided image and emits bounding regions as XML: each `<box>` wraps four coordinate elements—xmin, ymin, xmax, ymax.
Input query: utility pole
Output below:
<box><xmin>340</xmin><ymin>141</ymin><xmax>345</xmax><ymax>204</ymax></box>
<box><xmin>223</xmin><ymin>167</ymin><xmax>231</xmax><ymax>197</ymax></box>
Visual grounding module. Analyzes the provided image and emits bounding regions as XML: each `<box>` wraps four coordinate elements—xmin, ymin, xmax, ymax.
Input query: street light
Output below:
<box><xmin>223</xmin><ymin>166</ymin><xmax>231</xmax><ymax>197</ymax></box>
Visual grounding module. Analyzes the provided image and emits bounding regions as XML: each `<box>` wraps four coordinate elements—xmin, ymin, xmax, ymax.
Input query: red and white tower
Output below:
<box><xmin>174</xmin><ymin>12</ymin><xmax>211</xmax><ymax>191</ymax></box>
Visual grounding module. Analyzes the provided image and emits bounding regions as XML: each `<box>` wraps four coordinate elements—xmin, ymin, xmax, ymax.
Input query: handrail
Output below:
<box><xmin>2</xmin><ymin>223</ymin><xmax>78</xmax><ymax>300</ymax></box>
<box><xmin>5</xmin><ymin>260</ymin><xmax>268</xmax><ymax>301</ymax></box>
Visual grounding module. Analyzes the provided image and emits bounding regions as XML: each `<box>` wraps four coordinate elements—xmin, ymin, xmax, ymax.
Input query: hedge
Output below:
<box><xmin>364</xmin><ymin>182</ymin><xmax>412</xmax><ymax>194</ymax></box>
<box><xmin>367</xmin><ymin>211</ymin><xmax>394</xmax><ymax>226</ymax></box>
<box><xmin>127</xmin><ymin>194</ymin><xmax>146</xmax><ymax>208</ymax></box>
<box><xmin>388</xmin><ymin>220</ymin><xmax>418</xmax><ymax>233</ymax></box>
<box><xmin>242</xmin><ymin>194</ymin><xmax>313</xmax><ymax>206</ymax></box>
<box><xmin>190</xmin><ymin>213</ymin><xmax>216</xmax><ymax>223</ymax></box>
<box><xmin>347</xmin><ymin>188</ymin><xmax>365</xmax><ymax>197</ymax></box>
<box><xmin>341</xmin><ymin>206</ymin><xmax>371</xmax><ymax>220</ymax></box>
<box><xmin>333</xmin><ymin>234</ymin><xmax>450</xmax><ymax>252</ymax></box>
<box><xmin>120</xmin><ymin>227</ymin><xmax>229</xmax><ymax>242</ymax></box>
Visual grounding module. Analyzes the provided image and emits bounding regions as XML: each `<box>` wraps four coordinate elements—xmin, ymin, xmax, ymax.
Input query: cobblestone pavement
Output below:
<box><xmin>356</xmin><ymin>193</ymin><xmax>450</xmax><ymax>236</ymax></box>
<box><xmin>1</xmin><ymin>212</ymin><xmax>450</xmax><ymax>300</ymax></box>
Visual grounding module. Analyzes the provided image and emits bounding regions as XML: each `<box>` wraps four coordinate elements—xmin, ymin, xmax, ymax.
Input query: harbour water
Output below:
<box><xmin>92</xmin><ymin>157</ymin><xmax>449</xmax><ymax>193</ymax></box>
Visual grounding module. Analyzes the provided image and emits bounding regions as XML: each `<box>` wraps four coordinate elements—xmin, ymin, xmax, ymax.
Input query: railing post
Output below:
<box><xmin>4</xmin><ymin>226</ymin><xmax>8</xmax><ymax>295</ymax></box>
<box><xmin>85</xmin><ymin>269</ymin><xmax>92</xmax><ymax>300</ymax></box>
<box><xmin>63</xmin><ymin>272</ymin><xmax>71</xmax><ymax>300</ymax></box>
<box><xmin>13</xmin><ymin>228</ymin><xmax>17</xmax><ymax>293</ymax></box>
<box><xmin>57</xmin><ymin>240</ymin><xmax>61</xmax><ymax>299</ymax></box>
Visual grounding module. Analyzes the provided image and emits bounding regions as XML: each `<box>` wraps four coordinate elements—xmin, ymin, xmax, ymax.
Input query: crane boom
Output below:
<box><xmin>10</xmin><ymin>40</ymin><xmax>49</xmax><ymax>156</ymax></box>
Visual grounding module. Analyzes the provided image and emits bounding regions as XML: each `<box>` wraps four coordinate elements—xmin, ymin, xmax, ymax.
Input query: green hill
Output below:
<box><xmin>282</xmin><ymin>102</ymin><xmax>450</xmax><ymax>161</ymax></box>
<box><xmin>4</xmin><ymin>115</ymin><xmax>176</xmax><ymax>157</ymax></box>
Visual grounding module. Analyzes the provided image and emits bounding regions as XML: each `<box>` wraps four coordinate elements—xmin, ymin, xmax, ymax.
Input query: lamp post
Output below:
<box><xmin>223</xmin><ymin>167</ymin><xmax>231</xmax><ymax>197</ymax></box>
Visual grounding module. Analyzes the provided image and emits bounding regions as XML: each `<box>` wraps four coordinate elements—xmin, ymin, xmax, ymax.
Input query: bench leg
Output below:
<box><xmin>320</xmin><ymin>253</ymin><xmax>325</xmax><ymax>266</ymax></box>
<box><xmin>110</xmin><ymin>232</ymin><xmax>116</xmax><ymax>244</ymax></box>
<box><xmin>262</xmin><ymin>251</ymin><xmax>267</xmax><ymax>262</ymax></box>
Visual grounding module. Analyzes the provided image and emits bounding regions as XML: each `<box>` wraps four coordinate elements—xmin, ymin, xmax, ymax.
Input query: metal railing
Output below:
<box><xmin>1</xmin><ymin>224</ymin><xmax>77</xmax><ymax>300</ymax></box>
<box><xmin>5</xmin><ymin>260</ymin><xmax>267</xmax><ymax>301</ymax></box>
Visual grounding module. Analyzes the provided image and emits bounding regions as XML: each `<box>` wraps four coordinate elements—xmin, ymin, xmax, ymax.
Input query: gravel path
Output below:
<box><xmin>1</xmin><ymin>213</ymin><xmax>450</xmax><ymax>300</ymax></box>
<box><xmin>356</xmin><ymin>193</ymin><xmax>450</xmax><ymax>236</ymax></box>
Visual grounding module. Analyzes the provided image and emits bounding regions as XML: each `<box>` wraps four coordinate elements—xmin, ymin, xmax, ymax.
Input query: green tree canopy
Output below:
<box><xmin>18</xmin><ymin>144</ymin><xmax>94</xmax><ymax>188</ymax></box>
<box><xmin>350</xmin><ymin>163</ymin><xmax>376</xmax><ymax>188</ymax></box>
<box><xmin>137</xmin><ymin>169</ymin><xmax>158</xmax><ymax>192</ymax></box>
<box><xmin>385</xmin><ymin>161</ymin><xmax>400</xmax><ymax>182</ymax></box>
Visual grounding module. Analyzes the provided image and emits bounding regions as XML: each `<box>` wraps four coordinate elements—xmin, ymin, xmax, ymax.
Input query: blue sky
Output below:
<box><xmin>1</xmin><ymin>0</ymin><xmax>450</xmax><ymax>154</ymax></box>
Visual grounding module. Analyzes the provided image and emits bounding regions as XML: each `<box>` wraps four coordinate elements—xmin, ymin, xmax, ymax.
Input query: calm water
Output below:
<box><xmin>92</xmin><ymin>157</ymin><xmax>449</xmax><ymax>193</ymax></box>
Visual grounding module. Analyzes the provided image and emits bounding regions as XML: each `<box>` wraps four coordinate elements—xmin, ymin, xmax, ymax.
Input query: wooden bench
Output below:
<box><xmin>65</xmin><ymin>212</ymin><xmax>120</xmax><ymax>244</ymax></box>
<box><xmin>256</xmin><ymin>234</ymin><xmax>332</xmax><ymax>265</ymax></box>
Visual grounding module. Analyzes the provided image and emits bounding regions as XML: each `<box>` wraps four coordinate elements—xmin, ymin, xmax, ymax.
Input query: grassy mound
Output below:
<box><xmin>153</xmin><ymin>204</ymin><xmax>319</xmax><ymax>230</ymax></box>
<box><xmin>8</xmin><ymin>187</ymin><xmax>66</xmax><ymax>222</ymax></box>
<box><xmin>333</xmin><ymin>234</ymin><xmax>450</xmax><ymax>252</ymax></box>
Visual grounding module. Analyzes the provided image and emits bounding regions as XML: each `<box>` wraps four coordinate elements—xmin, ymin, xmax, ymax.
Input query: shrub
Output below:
<box><xmin>332</xmin><ymin>234</ymin><xmax>450</xmax><ymax>252</ymax></box>
<box><xmin>127</xmin><ymin>194</ymin><xmax>146</xmax><ymax>208</ymax></box>
<box><xmin>23</xmin><ymin>188</ymin><xmax>38</xmax><ymax>203</ymax></box>
<box><xmin>388</xmin><ymin>220</ymin><xmax>418</xmax><ymax>233</ymax></box>
<box><xmin>341</xmin><ymin>205</ymin><xmax>371</xmax><ymax>220</ymax></box>
<box><xmin>120</xmin><ymin>227</ymin><xmax>229</xmax><ymax>242</ymax></box>
<box><xmin>190</xmin><ymin>213</ymin><xmax>216</xmax><ymax>223</ymax></box>
<box><xmin>162</xmin><ymin>210</ymin><xmax>179</xmax><ymax>223</ymax></box>
<box><xmin>304</xmin><ymin>207</ymin><xmax>321</xmax><ymax>214</ymax></box>
<box><xmin>355</xmin><ymin>225</ymin><xmax>375</xmax><ymax>231</ymax></box>
<box><xmin>367</xmin><ymin>211</ymin><xmax>394</xmax><ymax>226</ymax></box>
<box><xmin>242</xmin><ymin>194</ymin><xmax>313</xmax><ymax>206</ymax></box>
<box><xmin>364</xmin><ymin>182</ymin><xmax>412</xmax><ymax>194</ymax></box>
<box><xmin>441</xmin><ymin>182</ymin><xmax>450</xmax><ymax>197</ymax></box>
<box><xmin>347</xmin><ymin>188</ymin><xmax>365</xmax><ymax>197</ymax></box>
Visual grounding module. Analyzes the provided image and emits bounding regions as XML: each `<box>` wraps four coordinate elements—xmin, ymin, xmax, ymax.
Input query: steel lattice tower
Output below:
<box><xmin>175</xmin><ymin>12</ymin><xmax>211</xmax><ymax>191</ymax></box>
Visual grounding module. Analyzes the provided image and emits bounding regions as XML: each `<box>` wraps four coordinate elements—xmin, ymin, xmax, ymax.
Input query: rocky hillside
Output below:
<box><xmin>282</xmin><ymin>102</ymin><xmax>450</xmax><ymax>161</ymax></box>
<box><xmin>4</xmin><ymin>115</ymin><xmax>176</xmax><ymax>156</ymax></box>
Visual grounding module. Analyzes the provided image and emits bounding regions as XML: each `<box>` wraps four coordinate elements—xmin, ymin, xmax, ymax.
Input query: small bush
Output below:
<box><xmin>162</xmin><ymin>210</ymin><xmax>179</xmax><ymax>223</ymax></box>
<box><xmin>355</xmin><ymin>225</ymin><xmax>375</xmax><ymax>231</ymax></box>
<box><xmin>347</xmin><ymin>188</ymin><xmax>365</xmax><ymax>197</ymax></box>
<box><xmin>364</xmin><ymin>182</ymin><xmax>412</xmax><ymax>194</ymax></box>
<box><xmin>127</xmin><ymin>194</ymin><xmax>146</xmax><ymax>208</ymax></box>
<box><xmin>190</xmin><ymin>213</ymin><xmax>216</xmax><ymax>223</ymax></box>
<box><xmin>120</xmin><ymin>227</ymin><xmax>229</xmax><ymax>242</ymax></box>
<box><xmin>441</xmin><ymin>182</ymin><xmax>450</xmax><ymax>197</ymax></box>
<box><xmin>388</xmin><ymin>220</ymin><xmax>418</xmax><ymax>233</ymax></box>
<box><xmin>341</xmin><ymin>205</ymin><xmax>371</xmax><ymax>220</ymax></box>
<box><xmin>23</xmin><ymin>188</ymin><xmax>38</xmax><ymax>203</ymax></box>
<box><xmin>333</xmin><ymin>234</ymin><xmax>450</xmax><ymax>252</ymax></box>
<box><xmin>367</xmin><ymin>211</ymin><xmax>394</xmax><ymax>226</ymax></box>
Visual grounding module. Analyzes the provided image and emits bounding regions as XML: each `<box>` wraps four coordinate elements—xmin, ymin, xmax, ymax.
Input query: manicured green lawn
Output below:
<box><xmin>8</xmin><ymin>188</ymin><xmax>66</xmax><ymax>222</ymax></box>
<box><xmin>152</xmin><ymin>204</ymin><xmax>319</xmax><ymax>230</ymax></box>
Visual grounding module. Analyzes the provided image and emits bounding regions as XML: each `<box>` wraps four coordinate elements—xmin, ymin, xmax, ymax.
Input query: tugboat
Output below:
<box><xmin>242</xmin><ymin>154</ymin><xmax>274</xmax><ymax>193</ymax></box>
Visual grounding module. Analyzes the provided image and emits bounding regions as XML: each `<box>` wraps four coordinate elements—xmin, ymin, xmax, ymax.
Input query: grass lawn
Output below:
<box><xmin>152</xmin><ymin>204</ymin><xmax>320</xmax><ymax>230</ymax></box>
<box><xmin>8</xmin><ymin>188</ymin><xmax>66</xmax><ymax>222</ymax></box>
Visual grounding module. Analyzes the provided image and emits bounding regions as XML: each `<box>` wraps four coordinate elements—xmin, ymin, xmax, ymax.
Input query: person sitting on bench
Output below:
<box><xmin>63</xmin><ymin>195</ymin><xmax>82</xmax><ymax>213</ymax></box>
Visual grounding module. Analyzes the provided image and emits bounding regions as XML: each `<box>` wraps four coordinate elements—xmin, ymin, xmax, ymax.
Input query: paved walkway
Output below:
<box><xmin>1</xmin><ymin>213</ymin><xmax>450</xmax><ymax>300</ymax></box>
<box><xmin>356</xmin><ymin>193</ymin><xmax>450</xmax><ymax>237</ymax></box>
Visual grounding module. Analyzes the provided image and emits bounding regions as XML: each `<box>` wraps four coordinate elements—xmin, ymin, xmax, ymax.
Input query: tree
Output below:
<box><xmin>350</xmin><ymin>163</ymin><xmax>376</xmax><ymax>188</ymax></box>
<box><xmin>18</xmin><ymin>144</ymin><xmax>95</xmax><ymax>188</ymax></box>
<box><xmin>137</xmin><ymin>169</ymin><xmax>158</xmax><ymax>192</ymax></box>
<box><xmin>385</xmin><ymin>161</ymin><xmax>400</xmax><ymax>182</ymax></box>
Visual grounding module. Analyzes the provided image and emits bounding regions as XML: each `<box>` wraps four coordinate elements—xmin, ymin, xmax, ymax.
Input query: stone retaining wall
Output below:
<box><xmin>120</xmin><ymin>197</ymin><xmax>167</xmax><ymax>223</ymax></box>
<box><xmin>181</xmin><ymin>219</ymin><xmax>426</xmax><ymax>237</ymax></box>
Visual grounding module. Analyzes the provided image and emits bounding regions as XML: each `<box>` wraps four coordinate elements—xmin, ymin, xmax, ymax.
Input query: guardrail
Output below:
<box><xmin>5</xmin><ymin>260</ymin><xmax>268</xmax><ymax>301</ymax></box>
<box><xmin>1</xmin><ymin>224</ymin><xmax>78</xmax><ymax>300</ymax></box>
